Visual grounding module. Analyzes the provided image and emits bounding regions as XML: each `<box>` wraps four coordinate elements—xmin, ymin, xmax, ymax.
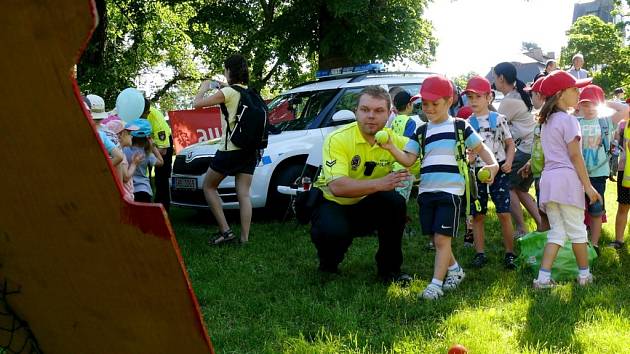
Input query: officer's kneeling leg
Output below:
<box><xmin>310</xmin><ymin>199</ymin><xmax>353</xmax><ymax>272</ymax></box>
<box><xmin>354</xmin><ymin>191</ymin><xmax>406</xmax><ymax>275</ymax></box>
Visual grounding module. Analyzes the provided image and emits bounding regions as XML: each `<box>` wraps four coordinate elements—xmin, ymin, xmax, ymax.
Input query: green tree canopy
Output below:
<box><xmin>561</xmin><ymin>15</ymin><xmax>630</xmax><ymax>95</ymax></box>
<box><xmin>451</xmin><ymin>71</ymin><xmax>480</xmax><ymax>91</ymax></box>
<box><xmin>77</xmin><ymin>0</ymin><xmax>437</xmax><ymax>110</ymax></box>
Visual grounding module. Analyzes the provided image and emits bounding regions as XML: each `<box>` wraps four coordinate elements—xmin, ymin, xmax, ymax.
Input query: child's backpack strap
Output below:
<box><xmin>454</xmin><ymin>118</ymin><xmax>480</xmax><ymax>216</ymax></box>
<box><xmin>454</xmin><ymin>119</ymin><xmax>468</xmax><ymax>164</ymax></box>
<box><xmin>598</xmin><ymin>117</ymin><xmax>610</xmax><ymax>156</ymax></box>
<box><xmin>488</xmin><ymin>111</ymin><xmax>498</xmax><ymax>130</ymax></box>
<box><xmin>469</xmin><ymin>112</ymin><xmax>498</xmax><ymax>135</ymax></box>
<box><xmin>416</xmin><ymin>123</ymin><xmax>428</xmax><ymax>164</ymax></box>
<box><xmin>468</xmin><ymin>115</ymin><xmax>480</xmax><ymax>132</ymax></box>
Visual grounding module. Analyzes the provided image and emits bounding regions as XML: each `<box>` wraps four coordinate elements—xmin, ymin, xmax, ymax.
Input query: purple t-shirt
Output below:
<box><xmin>539</xmin><ymin>111</ymin><xmax>585</xmax><ymax>210</ymax></box>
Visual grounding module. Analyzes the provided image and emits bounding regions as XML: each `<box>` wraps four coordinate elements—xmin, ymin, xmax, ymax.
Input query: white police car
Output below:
<box><xmin>171</xmin><ymin>64</ymin><xmax>435</xmax><ymax>213</ymax></box>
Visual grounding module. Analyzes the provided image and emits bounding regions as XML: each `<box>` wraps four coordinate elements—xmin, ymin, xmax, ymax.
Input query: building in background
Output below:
<box><xmin>572</xmin><ymin>0</ymin><xmax>614</xmax><ymax>23</ymax></box>
<box><xmin>485</xmin><ymin>50</ymin><xmax>557</xmax><ymax>84</ymax></box>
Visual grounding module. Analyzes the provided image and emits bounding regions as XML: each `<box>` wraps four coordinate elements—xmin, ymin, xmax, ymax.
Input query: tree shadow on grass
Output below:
<box><xmin>170</xmin><ymin>204</ymin><xmax>630</xmax><ymax>353</ymax></box>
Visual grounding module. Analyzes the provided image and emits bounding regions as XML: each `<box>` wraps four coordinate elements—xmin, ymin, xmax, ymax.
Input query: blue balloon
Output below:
<box><xmin>116</xmin><ymin>88</ymin><xmax>145</xmax><ymax>123</ymax></box>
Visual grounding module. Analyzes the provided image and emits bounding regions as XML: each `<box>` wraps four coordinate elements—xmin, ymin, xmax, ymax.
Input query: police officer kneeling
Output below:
<box><xmin>311</xmin><ymin>86</ymin><xmax>419</xmax><ymax>284</ymax></box>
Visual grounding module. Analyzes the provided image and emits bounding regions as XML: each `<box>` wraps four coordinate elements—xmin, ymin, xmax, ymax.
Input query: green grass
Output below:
<box><xmin>171</xmin><ymin>181</ymin><xmax>630</xmax><ymax>353</ymax></box>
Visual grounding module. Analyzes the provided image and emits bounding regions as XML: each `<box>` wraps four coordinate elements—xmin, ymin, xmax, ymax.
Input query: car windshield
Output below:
<box><xmin>268</xmin><ymin>89</ymin><xmax>338</xmax><ymax>131</ymax></box>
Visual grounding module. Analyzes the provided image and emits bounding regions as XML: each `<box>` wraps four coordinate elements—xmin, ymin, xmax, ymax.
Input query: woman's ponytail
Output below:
<box><xmin>515</xmin><ymin>79</ymin><xmax>534</xmax><ymax>112</ymax></box>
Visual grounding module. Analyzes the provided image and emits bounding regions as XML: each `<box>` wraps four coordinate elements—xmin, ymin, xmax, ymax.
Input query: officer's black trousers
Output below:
<box><xmin>310</xmin><ymin>190</ymin><xmax>406</xmax><ymax>275</ymax></box>
<box><xmin>154</xmin><ymin>136</ymin><xmax>173</xmax><ymax>211</ymax></box>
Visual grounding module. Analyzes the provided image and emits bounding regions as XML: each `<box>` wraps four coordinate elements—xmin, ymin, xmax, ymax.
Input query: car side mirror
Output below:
<box><xmin>331</xmin><ymin>109</ymin><xmax>355</xmax><ymax>122</ymax></box>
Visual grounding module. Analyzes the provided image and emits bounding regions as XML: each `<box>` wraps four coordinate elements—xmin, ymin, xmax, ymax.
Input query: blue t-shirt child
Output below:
<box><xmin>123</xmin><ymin>146</ymin><xmax>158</xmax><ymax>195</ymax></box>
<box><xmin>578</xmin><ymin>116</ymin><xmax>614</xmax><ymax>178</ymax></box>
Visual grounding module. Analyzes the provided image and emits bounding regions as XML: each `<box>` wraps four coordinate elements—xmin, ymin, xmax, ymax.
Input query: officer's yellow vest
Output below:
<box><xmin>390</xmin><ymin>114</ymin><xmax>410</xmax><ymax>136</ymax></box>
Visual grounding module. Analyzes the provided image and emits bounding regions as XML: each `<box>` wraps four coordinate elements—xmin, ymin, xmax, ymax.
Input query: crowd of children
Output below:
<box><xmin>84</xmin><ymin>94</ymin><xmax>165</xmax><ymax>205</ymax></box>
<box><xmin>385</xmin><ymin>63</ymin><xmax>629</xmax><ymax>299</ymax></box>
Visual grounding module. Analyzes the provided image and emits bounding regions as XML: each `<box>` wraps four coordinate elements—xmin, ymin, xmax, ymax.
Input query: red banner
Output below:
<box><xmin>168</xmin><ymin>107</ymin><xmax>222</xmax><ymax>153</ymax></box>
<box><xmin>168</xmin><ymin>101</ymin><xmax>295</xmax><ymax>153</ymax></box>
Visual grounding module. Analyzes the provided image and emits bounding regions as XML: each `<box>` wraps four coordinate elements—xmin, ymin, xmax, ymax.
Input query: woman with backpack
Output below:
<box><xmin>193</xmin><ymin>54</ymin><xmax>260</xmax><ymax>245</ymax></box>
<box><xmin>493</xmin><ymin>62</ymin><xmax>542</xmax><ymax>236</ymax></box>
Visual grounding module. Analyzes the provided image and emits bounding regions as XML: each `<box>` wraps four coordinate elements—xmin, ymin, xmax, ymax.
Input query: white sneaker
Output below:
<box><xmin>443</xmin><ymin>268</ymin><xmax>466</xmax><ymax>291</ymax></box>
<box><xmin>533</xmin><ymin>278</ymin><xmax>556</xmax><ymax>289</ymax></box>
<box><xmin>421</xmin><ymin>283</ymin><xmax>444</xmax><ymax>300</ymax></box>
<box><xmin>577</xmin><ymin>274</ymin><xmax>594</xmax><ymax>286</ymax></box>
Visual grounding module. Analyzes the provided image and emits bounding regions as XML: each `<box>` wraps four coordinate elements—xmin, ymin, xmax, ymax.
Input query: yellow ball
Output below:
<box><xmin>375</xmin><ymin>130</ymin><xmax>389</xmax><ymax>145</ymax></box>
<box><xmin>478</xmin><ymin>168</ymin><xmax>491</xmax><ymax>182</ymax></box>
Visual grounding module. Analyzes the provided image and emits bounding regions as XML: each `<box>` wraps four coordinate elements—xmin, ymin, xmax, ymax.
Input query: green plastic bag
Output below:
<box><xmin>517</xmin><ymin>231</ymin><xmax>598</xmax><ymax>281</ymax></box>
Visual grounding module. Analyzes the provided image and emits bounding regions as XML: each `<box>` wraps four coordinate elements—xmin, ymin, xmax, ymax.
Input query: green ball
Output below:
<box><xmin>375</xmin><ymin>130</ymin><xmax>389</xmax><ymax>145</ymax></box>
<box><xmin>478</xmin><ymin>168</ymin><xmax>491</xmax><ymax>182</ymax></box>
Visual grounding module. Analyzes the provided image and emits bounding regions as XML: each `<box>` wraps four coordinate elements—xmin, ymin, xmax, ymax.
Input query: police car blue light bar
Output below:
<box><xmin>316</xmin><ymin>63</ymin><xmax>385</xmax><ymax>79</ymax></box>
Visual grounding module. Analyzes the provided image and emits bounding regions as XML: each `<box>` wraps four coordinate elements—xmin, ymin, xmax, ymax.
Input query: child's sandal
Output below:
<box><xmin>209</xmin><ymin>229</ymin><xmax>236</xmax><ymax>245</ymax></box>
<box><xmin>608</xmin><ymin>240</ymin><xmax>625</xmax><ymax>249</ymax></box>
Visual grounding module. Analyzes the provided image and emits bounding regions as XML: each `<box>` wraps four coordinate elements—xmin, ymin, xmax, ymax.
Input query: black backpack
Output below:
<box><xmin>220</xmin><ymin>85</ymin><xmax>269</xmax><ymax>150</ymax></box>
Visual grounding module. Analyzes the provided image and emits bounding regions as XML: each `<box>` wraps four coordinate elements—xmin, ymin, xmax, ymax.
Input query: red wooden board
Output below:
<box><xmin>0</xmin><ymin>1</ymin><xmax>214</xmax><ymax>353</ymax></box>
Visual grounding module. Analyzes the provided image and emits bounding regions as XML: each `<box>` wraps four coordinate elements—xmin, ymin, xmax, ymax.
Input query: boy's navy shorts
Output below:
<box><xmin>417</xmin><ymin>191</ymin><xmax>462</xmax><ymax>237</ymax></box>
<box><xmin>472</xmin><ymin>169</ymin><xmax>511</xmax><ymax>215</ymax></box>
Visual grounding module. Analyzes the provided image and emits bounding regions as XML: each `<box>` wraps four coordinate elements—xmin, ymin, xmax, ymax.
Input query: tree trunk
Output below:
<box><xmin>78</xmin><ymin>0</ymin><xmax>107</xmax><ymax>69</ymax></box>
<box><xmin>317</xmin><ymin>2</ymin><xmax>353</xmax><ymax>70</ymax></box>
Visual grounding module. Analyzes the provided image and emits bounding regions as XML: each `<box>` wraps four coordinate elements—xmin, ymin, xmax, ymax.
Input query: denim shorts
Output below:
<box><xmin>509</xmin><ymin>150</ymin><xmax>534</xmax><ymax>192</ymax></box>
<box><xmin>472</xmin><ymin>169</ymin><xmax>511</xmax><ymax>215</ymax></box>
<box><xmin>586</xmin><ymin>176</ymin><xmax>607</xmax><ymax>216</ymax></box>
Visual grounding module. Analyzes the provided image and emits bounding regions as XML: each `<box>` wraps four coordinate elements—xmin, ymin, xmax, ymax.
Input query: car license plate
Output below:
<box><xmin>173</xmin><ymin>177</ymin><xmax>196</xmax><ymax>190</ymax></box>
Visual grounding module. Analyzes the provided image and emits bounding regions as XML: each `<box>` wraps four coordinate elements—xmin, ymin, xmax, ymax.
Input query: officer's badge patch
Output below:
<box><xmin>325</xmin><ymin>160</ymin><xmax>336</xmax><ymax>167</ymax></box>
<box><xmin>351</xmin><ymin>155</ymin><xmax>361</xmax><ymax>170</ymax></box>
<box><xmin>158</xmin><ymin>131</ymin><xmax>166</xmax><ymax>141</ymax></box>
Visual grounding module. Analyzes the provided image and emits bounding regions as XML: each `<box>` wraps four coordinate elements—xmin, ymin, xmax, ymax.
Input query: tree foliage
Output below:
<box><xmin>451</xmin><ymin>71</ymin><xmax>479</xmax><ymax>91</ymax></box>
<box><xmin>77</xmin><ymin>0</ymin><xmax>436</xmax><ymax>109</ymax></box>
<box><xmin>78</xmin><ymin>0</ymin><xmax>203</xmax><ymax>110</ymax></box>
<box><xmin>561</xmin><ymin>15</ymin><xmax>630</xmax><ymax>95</ymax></box>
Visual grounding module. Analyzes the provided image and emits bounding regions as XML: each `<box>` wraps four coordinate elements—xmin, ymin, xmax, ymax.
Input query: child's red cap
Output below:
<box><xmin>579</xmin><ymin>84</ymin><xmax>605</xmax><ymax>105</ymax></box>
<box><xmin>525</xmin><ymin>77</ymin><xmax>545</xmax><ymax>94</ymax></box>
<box><xmin>420</xmin><ymin>75</ymin><xmax>453</xmax><ymax>101</ymax></box>
<box><xmin>540</xmin><ymin>70</ymin><xmax>591</xmax><ymax>97</ymax></box>
<box><xmin>464</xmin><ymin>76</ymin><xmax>492</xmax><ymax>95</ymax></box>
<box><xmin>456</xmin><ymin>106</ymin><xmax>473</xmax><ymax>119</ymax></box>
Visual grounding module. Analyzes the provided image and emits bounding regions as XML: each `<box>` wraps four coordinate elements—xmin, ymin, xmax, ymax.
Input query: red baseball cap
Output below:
<box><xmin>456</xmin><ymin>106</ymin><xmax>473</xmax><ymax>119</ymax></box>
<box><xmin>464</xmin><ymin>76</ymin><xmax>492</xmax><ymax>95</ymax></box>
<box><xmin>420</xmin><ymin>74</ymin><xmax>453</xmax><ymax>101</ymax></box>
<box><xmin>525</xmin><ymin>77</ymin><xmax>545</xmax><ymax>94</ymax></box>
<box><xmin>579</xmin><ymin>84</ymin><xmax>605</xmax><ymax>105</ymax></box>
<box><xmin>539</xmin><ymin>70</ymin><xmax>591</xmax><ymax>97</ymax></box>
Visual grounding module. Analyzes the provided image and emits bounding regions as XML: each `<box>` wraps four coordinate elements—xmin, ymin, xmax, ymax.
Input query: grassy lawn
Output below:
<box><xmin>171</xmin><ymin>181</ymin><xmax>630</xmax><ymax>354</ymax></box>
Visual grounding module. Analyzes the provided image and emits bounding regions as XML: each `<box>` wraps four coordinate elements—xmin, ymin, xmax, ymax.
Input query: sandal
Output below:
<box><xmin>607</xmin><ymin>240</ymin><xmax>625</xmax><ymax>249</ymax></box>
<box><xmin>209</xmin><ymin>229</ymin><xmax>236</xmax><ymax>245</ymax></box>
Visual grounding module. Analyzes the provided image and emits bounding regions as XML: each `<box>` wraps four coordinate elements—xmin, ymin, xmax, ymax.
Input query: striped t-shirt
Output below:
<box><xmin>413</xmin><ymin>117</ymin><xmax>482</xmax><ymax>196</ymax></box>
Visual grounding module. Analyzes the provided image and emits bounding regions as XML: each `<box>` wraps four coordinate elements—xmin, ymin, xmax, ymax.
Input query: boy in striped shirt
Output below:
<box><xmin>388</xmin><ymin>75</ymin><xmax>499</xmax><ymax>300</ymax></box>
